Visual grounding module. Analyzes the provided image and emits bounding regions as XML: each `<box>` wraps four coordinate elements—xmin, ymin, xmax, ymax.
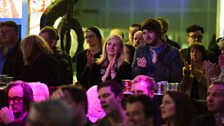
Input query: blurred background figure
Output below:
<box><xmin>124</xmin><ymin>44</ymin><xmax>135</xmax><ymax>65</ymax></box>
<box><xmin>76</xmin><ymin>26</ymin><xmax>103</xmax><ymax>90</ymax></box>
<box><xmin>109</xmin><ymin>28</ymin><xmax>124</xmax><ymax>39</ymax></box>
<box><xmin>132</xmin><ymin>30</ymin><xmax>144</xmax><ymax>48</ymax></box>
<box><xmin>39</xmin><ymin>26</ymin><xmax>73</xmax><ymax>85</ymax></box>
<box><xmin>20</xmin><ymin>35</ymin><xmax>58</xmax><ymax>87</ymax></box>
<box><xmin>131</xmin><ymin>75</ymin><xmax>155</xmax><ymax>98</ymax></box>
<box><xmin>26</xmin><ymin>99</ymin><xmax>73</xmax><ymax>126</ymax></box>
<box><xmin>0</xmin><ymin>81</ymin><xmax>33</xmax><ymax>126</ymax></box>
<box><xmin>160</xmin><ymin>91</ymin><xmax>194</xmax><ymax>126</ymax></box>
<box><xmin>127</xmin><ymin>24</ymin><xmax>141</xmax><ymax>45</ymax></box>
<box><xmin>0</xmin><ymin>21</ymin><xmax>24</xmax><ymax>80</ymax></box>
<box><xmin>155</xmin><ymin>17</ymin><xmax>180</xmax><ymax>49</ymax></box>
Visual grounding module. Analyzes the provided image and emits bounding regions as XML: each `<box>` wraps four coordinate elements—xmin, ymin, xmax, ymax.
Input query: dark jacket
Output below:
<box><xmin>21</xmin><ymin>53</ymin><xmax>59</xmax><ymax>87</ymax></box>
<box><xmin>132</xmin><ymin>43</ymin><xmax>182</xmax><ymax>82</ymax></box>
<box><xmin>191</xmin><ymin>113</ymin><xmax>216</xmax><ymax>126</ymax></box>
<box><xmin>2</xmin><ymin>44</ymin><xmax>24</xmax><ymax>80</ymax></box>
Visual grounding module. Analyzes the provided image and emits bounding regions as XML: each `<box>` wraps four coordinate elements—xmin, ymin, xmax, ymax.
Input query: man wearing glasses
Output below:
<box><xmin>0</xmin><ymin>81</ymin><xmax>33</xmax><ymax>126</ymax></box>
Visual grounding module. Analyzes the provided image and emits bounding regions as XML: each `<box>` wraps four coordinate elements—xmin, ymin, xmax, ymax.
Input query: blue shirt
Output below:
<box><xmin>0</xmin><ymin>47</ymin><xmax>14</xmax><ymax>74</ymax></box>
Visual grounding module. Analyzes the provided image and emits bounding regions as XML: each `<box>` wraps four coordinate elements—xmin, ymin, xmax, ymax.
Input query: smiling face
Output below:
<box><xmin>106</xmin><ymin>36</ymin><xmax>121</xmax><ymax>57</ymax></box>
<box><xmin>160</xmin><ymin>94</ymin><xmax>176</xmax><ymax>120</ymax></box>
<box><xmin>98</xmin><ymin>87</ymin><xmax>121</xmax><ymax>114</ymax></box>
<box><xmin>8</xmin><ymin>85</ymin><xmax>24</xmax><ymax>114</ymax></box>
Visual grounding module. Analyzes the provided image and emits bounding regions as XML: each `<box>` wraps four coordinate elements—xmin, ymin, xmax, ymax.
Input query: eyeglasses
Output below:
<box><xmin>188</xmin><ymin>35</ymin><xmax>203</xmax><ymax>39</ymax></box>
<box><xmin>8</xmin><ymin>96</ymin><xmax>23</xmax><ymax>103</ymax></box>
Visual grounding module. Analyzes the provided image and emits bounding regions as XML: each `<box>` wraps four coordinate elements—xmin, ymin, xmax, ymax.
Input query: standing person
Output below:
<box><xmin>20</xmin><ymin>35</ymin><xmax>58</xmax><ymax>87</ymax></box>
<box><xmin>155</xmin><ymin>17</ymin><xmax>180</xmax><ymax>49</ymax></box>
<box><xmin>76</xmin><ymin>26</ymin><xmax>103</xmax><ymax>89</ymax></box>
<box><xmin>80</xmin><ymin>35</ymin><xmax>131</xmax><ymax>89</ymax></box>
<box><xmin>160</xmin><ymin>91</ymin><xmax>194</xmax><ymax>126</ymax></box>
<box><xmin>95</xmin><ymin>81</ymin><xmax>126</xmax><ymax>126</ymax></box>
<box><xmin>0</xmin><ymin>81</ymin><xmax>34</xmax><ymax>126</ymax></box>
<box><xmin>127</xmin><ymin>24</ymin><xmax>141</xmax><ymax>45</ymax></box>
<box><xmin>132</xmin><ymin>30</ymin><xmax>144</xmax><ymax>48</ymax></box>
<box><xmin>39</xmin><ymin>26</ymin><xmax>73</xmax><ymax>85</ymax></box>
<box><xmin>0</xmin><ymin>21</ymin><xmax>24</xmax><ymax>80</ymax></box>
<box><xmin>132</xmin><ymin>18</ymin><xmax>182</xmax><ymax>82</ymax></box>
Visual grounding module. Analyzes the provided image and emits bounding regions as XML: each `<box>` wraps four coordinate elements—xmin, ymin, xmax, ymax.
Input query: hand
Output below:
<box><xmin>137</xmin><ymin>57</ymin><xmax>147</xmax><ymax>68</ymax></box>
<box><xmin>102</xmin><ymin>56</ymin><xmax>117</xmax><ymax>81</ymax></box>
<box><xmin>0</xmin><ymin>107</ymin><xmax>15</xmax><ymax>124</ymax></box>
<box><xmin>86</xmin><ymin>50</ymin><xmax>94</xmax><ymax>67</ymax></box>
<box><xmin>203</xmin><ymin>60</ymin><xmax>221</xmax><ymax>78</ymax></box>
<box><xmin>150</xmin><ymin>49</ymin><xmax>157</xmax><ymax>64</ymax></box>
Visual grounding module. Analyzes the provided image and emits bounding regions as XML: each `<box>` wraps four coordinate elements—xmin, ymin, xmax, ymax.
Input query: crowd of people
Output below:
<box><xmin>0</xmin><ymin>17</ymin><xmax>224</xmax><ymax>126</ymax></box>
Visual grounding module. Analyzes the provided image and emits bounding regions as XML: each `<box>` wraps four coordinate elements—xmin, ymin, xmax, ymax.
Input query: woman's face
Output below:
<box><xmin>106</xmin><ymin>37</ymin><xmax>121</xmax><ymax>57</ymax></box>
<box><xmin>160</xmin><ymin>94</ymin><xmax>176</xmax><ymax>120</ymax></box>
<box><xmin>190</xmin><ymin>48</ymin><xmax>203</xmax><ymax>62</ymax></box>
<box><xmin>85</xmin><ymin>31</ymin><xmax>100</xmax><ymax>47</ymax></box>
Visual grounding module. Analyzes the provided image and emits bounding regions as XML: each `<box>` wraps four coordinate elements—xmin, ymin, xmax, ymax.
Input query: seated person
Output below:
<box><xmin>0</xmin><ymin>81</ymin><xmax>33</xmax><ymax>126</ymax></box>
<box><xmin>131</xmin><ymin>75</ymin><xmax>155</xmax><ymax>98</ymax></box>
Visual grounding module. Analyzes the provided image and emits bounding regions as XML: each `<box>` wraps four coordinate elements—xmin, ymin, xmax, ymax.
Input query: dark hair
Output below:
<box><xmin>30</xmin><ymin>99</ymin><xmax>73</xmax><ymax>126</ymax></box>
<box><xmin>186</xmin><ymin>24</ymin><xmax>204</xmax><ymax>34</ymax></box>
<box><xmin>125</xmin><ymin>95</ymin><xmax>157</xmax><ymax>125</ymax></box>
<box><xmin>125</xmin><ymin>44</ymin><xmax>135</xmax><ymax>64</ymax></box>
<box><xmin>98</xmin><ymin>80</ymin><xmax>123</xmax><ymax>97</ymax></box>
<box><xmin>86</xmin><ymin>26</ymin><xmax>102</xmax><ymax>40</ymax></box>
<box><xmin>60</xmin><ymin>85</ymin><xmax>88</xmax><ymax>114</ymax></box>
<box><xmin>6</xmin><ymin>81</ymin><xmax>34</xmax><ymax>112</ymax></box>
<box><xmin>40</xmin><ymin>26</ymin><xmax>59</xmax><ymax>41</ymax></box>
<box><xmin>130</xmin><ymin>24</ymin><xmax>141</xmax><ymax>29</ymax></box>
<box><xmin>190</xmin><ymin>43</ymin><xmax>207</xmax><ymax>61</ymax></box>
<box><xmin>154</xmin><ymin>17</ymin><xmax>169</xmax><ymax>33</ymax></box>
<box><xmin>141</xmin><ymin>19</ymin><xmax>162</xmax><ymax>36</ymax></box>
<box><xmin>0</xmin><ymin>21</ymin><xmax>18</xmax><ymax>33</ymax></box>
<box><xmin>165</xmin><ymin>91</ymin><xmax>194</xmax><ymax>126</ymax></box>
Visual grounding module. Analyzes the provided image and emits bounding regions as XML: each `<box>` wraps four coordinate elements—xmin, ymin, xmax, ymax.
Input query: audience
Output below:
<box><xmin>131</xmin><ymin>75</ymin><xmax>155</xmax><ymax>98</ymax></box>
<box><xmin>192</xmin><ymin>82</ymin><xmax>224</xmax><ymax>126</ymax></box>
<box><xmin>80</xmin><ymin>35</ymin><xmax>131</xmax><ymax>88</ymax></box>
<box><xmin>20</xmin><ymin>35</ymin><xmax>58</xmax><ymax>87</ymax></box>
<box><xmin>160</xmin><ymin>91</ymin><xmax>194</xmax><ymax>126</ymax></box>
<box><xmin>132</xmin><ymin>30</ymin><xmax>144</xmax><ymax>48</ymax></box>
<box><xmin>125</xmin><ymin>95</ymin><xmax>159</xmax><ymax>126</ymax></box>
<box><xmin>51</xmin><ymin>85</ymin><xmax>93</xmax><ymax>126</ymax></box>
<box><xmin>127</xmin><ymin>24</ymin><xmax>141</xmax><ymax>45</ymax></box>
<box><xmin>0</xmin><ymin>21</ymin><xmax>24</xmax><ymax>80</ymax></box>
<box><xmin>76</xmin><ymin>26</ymin><xmax>103</xmax><ymax>89</ymax></box>
<box><xmin>132</xmin><ymin>18</ymin><xmax>182</xmax><ymax>82</ymax></box>
<box><xmin>95</xmin><ymin>81</ymin><xmax>126</xmax><ymax>126</ymax></box>
<box><xmin>124</xmin><ymin>44</ymin><xmax>135</xmax><ymax>65</ymax></box>
<box><xmin>39</xmin><ymin>26</ymin><xmax>73</xmax><ymax>85</ymax></box>
<box><xmin>26</xmin><ymin>99</ymin><xmax>73</xmax><ymax>126</ymax></box>
<box><xmin>179</xmin><ymin>43</ymin><xmax>209</xmax><ymax>99</ymax></box>
<box><xmin>0</xmin><ymin>81</ymin><xmax>33</xmax><ymax>126</ymax></box>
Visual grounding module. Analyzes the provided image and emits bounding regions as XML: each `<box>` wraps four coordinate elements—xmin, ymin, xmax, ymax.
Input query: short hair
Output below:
<box><xmin>40</xmin><ymin>26</ymin><xmax>59</xmax><ymax>41</ymax></box>
<box><xmin>141</xmin><ymin>18</ymin><xmax>162</xmax><ymax>36</ymax></box>
<box><xmin>30</xmin><ymin>99</ymin><xmax>73</xmax><ymax>126</ymax></box>
<box><xmin>132</xmin><ymin>75</ymin><xmax>155</xmax><ymax>91</ymax></box>
<box><xmin>186</xmin><ymin>24</ymin><xmax>204</xmax><ymax>34</ymax></box>
<box><xmin>154</xmin><ymin>17</ymin><xmax>169</xmax><ymax>33</ymax></box>
<box><xmin>98</xmin><ymin>80</ymin><xmax>123</xmax><ymax>97</ymax></box>
<box><xmin>125</xmin><ymin>95</ymin><xmax>157</xmax><ymax>119</ymax></box>
<box><xmin>165</xmin><ymin>91</ymin><xmax>194</xmax><ymax>126</ymax></box>
<box><xmin>190</xmin><ymin>43</ymin><xmax>207</xmax><ymax>61</ymax></box>
<box><xmin>85</xmin><ymin>26</ymin><xmax>103</xmax><ymax>48</ymax></box>
<box><xmin>6</xmin><ymin>81</ymin><xmax>34</xmax><ymax>112</ymax></box>
<box><xmin>59</xmin><ymin>85</ymin><xmax>88</xmax><ymax>114</ymax></box>
<box><xmin>129</xmin><ymin>24</ymin><xmax>141</xmax><ymax>29</ymax></box>
<box><xmin>0</xmin><ymin>21</ymin><xmax>18</xmax><ymax>33</ymax></box>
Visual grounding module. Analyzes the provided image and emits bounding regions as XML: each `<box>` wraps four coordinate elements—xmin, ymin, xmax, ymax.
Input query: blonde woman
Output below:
<box><xmin>20</xmin><ymin>35</ymin><xmax>58</xmax><ymax>87</ymax></box>
<box><xmin>80</xmin><ymin>35</ymin><xmax>131</xmax><ymax>89</ymax></box>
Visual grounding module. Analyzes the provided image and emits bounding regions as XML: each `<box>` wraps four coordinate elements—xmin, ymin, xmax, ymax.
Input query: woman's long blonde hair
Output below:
<box><xmin>97</xmin><ymin>34</ymin><xmax>125</xmax><ymax>69</ymax></box>
<box><xmin>21</xmin><ymin>35</ymin><xmax>53</xmax><ymax>65</ymax></box>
